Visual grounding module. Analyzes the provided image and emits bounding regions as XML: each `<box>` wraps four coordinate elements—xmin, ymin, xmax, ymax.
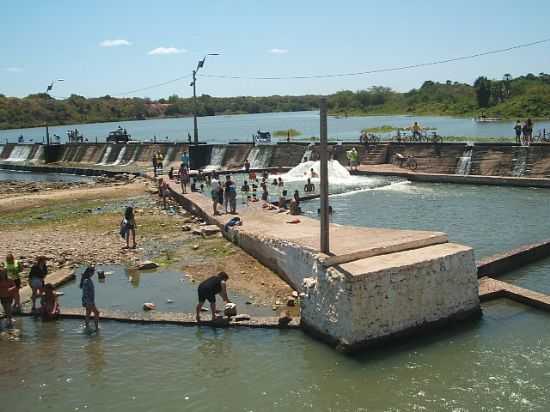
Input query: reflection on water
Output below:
<box><xmin>1</xmin><ymin>300</ymin><xmax>550</xmax><ymax>411</ymax></box>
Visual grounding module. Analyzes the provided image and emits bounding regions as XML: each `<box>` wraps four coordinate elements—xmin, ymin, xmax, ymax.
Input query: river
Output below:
<box><xmin>3</xmin><ymin>173</ymin><xmax>550</xmax><ymax>410</ymax></box>
<box><xmin>2</xmin><ymin>111</ymin><xmax>550</xmax><ymax>143</ymax></box>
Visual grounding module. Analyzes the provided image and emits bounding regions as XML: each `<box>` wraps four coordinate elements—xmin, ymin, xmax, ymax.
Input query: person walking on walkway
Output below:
<box><xmin>179</xmin><ymin>163</ymin><xmax>189</xmax><ymax>194</ymax></box>
<box><xmin>4</xmin><ymin>253</ymin><xmax>22</xmax><ymax>313</ymax></box>
<box><xmin>80</xmin><ymin>266</ymin><xmax>100</xmax><ymax>331</ymax></box>
<box><xmin>514</xmin><ymin>120</ymin><xmax>522</xmax><ymax>145</ymax></box>
<box><xmin>29</xmin><ymin>256</ymin><xmax>48</xmax><ymax>313</ymax></box>
<box><xmin>195</xmin><ymin>272</ymin><xmax>231</xmax><ymax>322</ymax></box>
<box><xmin>152</xmin><ymin>153</ymin><xmax>158</xmax><ymax>177</ymax></box>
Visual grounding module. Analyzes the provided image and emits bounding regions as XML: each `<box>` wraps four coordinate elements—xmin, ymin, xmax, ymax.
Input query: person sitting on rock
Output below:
<box><xmin>196</xmin><ymin>272</ymin><xmax>231</xmax><ymax>322</ymax></box>
<box><xmin>304</xmin><ymin>178</ymin><xmax>315</xmax><ymax>193</ymax></box>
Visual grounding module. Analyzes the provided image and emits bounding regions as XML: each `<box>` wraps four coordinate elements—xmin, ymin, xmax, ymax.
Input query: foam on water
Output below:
<box><xmin>112</xmin><ymin>146</ymin><xmax>127</xmax><ymax>165</ymax></box>
<box><xmin>6</xmin><ymin>145</ymin><xmax>32</xmax><ymax>162</ymax></box>
<box><xmin>96</xmin><ymin>145</ymin><xmax>113</xmax><ymax>165</ymax></box>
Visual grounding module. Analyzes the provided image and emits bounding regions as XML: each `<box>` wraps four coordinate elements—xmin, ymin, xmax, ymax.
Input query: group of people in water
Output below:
<box><xmin>0</xmin><ymin>254</ymin><xmax>59</xmax><ymax>328</ymax></box>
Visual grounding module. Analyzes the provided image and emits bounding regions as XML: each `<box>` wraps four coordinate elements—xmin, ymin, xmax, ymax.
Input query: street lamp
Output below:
<box><xmin>190</xmin><ymin>53</ymin><xmax>219</xmax><ymax>144</ymax></box>
<box><xmin>45</xmin><ymin>79</ymin><xmax>64</xmax><ymax>145</ymax></box>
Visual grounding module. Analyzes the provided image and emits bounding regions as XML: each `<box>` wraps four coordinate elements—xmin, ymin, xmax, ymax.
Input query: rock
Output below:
<box><xmin>166</xmin><ymin>299</ymin><xmax>174</xmax><ymax>304</ymax></box>
<box><xmin>181</xmin><ymin>225</ymin><xmax>192</xmax><ymax>232</ymax></box>
<box><xmin>192</xmin><ymin>245</ymin><xmax>199</xmax><ymax>250</ymax></box>
<box><xmin>201</xmin><ymin>225</ymin><xmax>221</xmax><ymax>236</ymax></box>
<box><xmin>245</xmin><ymin>301</ymin><xmax>253</xmax><ymax>305</ymax></box>
<box><xmin>233</xmin><ymin>314</ymin><xmax>251</xmax><ymax>322</ymax></box>
<box><xmin>275</xmin><ymin>300</ymin><xmax>282</xmax><ymax>306</ymax></box>
<box><xmin>278</xmin><ymin>311</ymin><xmax>292</xmax><ymax>327</ymax></box>
<box><xmin>137</xmin><ymin>261</ymin><xmax>159</xmax><ymax>270</ymax></box>
<box><xmin>143</xmin><ymin>302</ymin><xmax>156</xmax><ymax>311</ymax></box>
<box><xmin>291</xmin><ymin>291</ymin><xmax>299</xmax><ymax>298</ymax></box>
<box><xmin>224</xmin><ymin>303</ymin><xmax>237</xmax><ymax>317</ymax></box>
<box><xmin>272</xmin><ymin>305</ymin><xmax>278</xmax><ymax>311</ymax></box>
<box><xmin>286</xmin><ymin>297</ymin><xmax>296</xmax><ymax>307</ymax></box>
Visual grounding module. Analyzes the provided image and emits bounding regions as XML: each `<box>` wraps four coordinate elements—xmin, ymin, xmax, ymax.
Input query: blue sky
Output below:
<box><xmin>2</xmin><ymin>0</ymin><xmax>550</xmax><ymax>99</ymax></box>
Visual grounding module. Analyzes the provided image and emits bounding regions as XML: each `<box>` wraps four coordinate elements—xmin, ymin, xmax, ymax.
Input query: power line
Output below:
<box><xmin>115</xmin><ymin>74</ymin><xmax>192</xmax><ymax>96</ymax></box>
<box><xmin>199</xmin><ymin>37</ymin><xmax>550</xmax><ymax>80</ymax></box>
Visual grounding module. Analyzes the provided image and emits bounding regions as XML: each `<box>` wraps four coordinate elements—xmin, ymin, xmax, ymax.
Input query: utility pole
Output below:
<box><xmin>192</xmin><ymin>69</ymin><xmax>198</xmax><ymax>145</ymax></box>
<box><xmin>189</xmin><ymin>53</ymin><xmax>219</xmax><ymax>145</ymax></box>
<box><xmin>44</xmin><ymin>79</ymin><xmax>64</xmax><ymax>146</ymax></box>
<box><xmin>319</xmin><ymin>98</ymin><xmax>330</xmax><ymax>254</ymax></box>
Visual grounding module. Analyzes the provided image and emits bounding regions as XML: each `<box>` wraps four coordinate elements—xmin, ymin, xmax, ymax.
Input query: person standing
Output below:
<box><xmin>525</xmin><ymin>118</ymin><xmax>534</xmax><ymax>145</ymax></box>
<box><xmin>179</xmin><ymin>163</ymin><xmax>189</xmax><ymax>194</ymax></box>
<box><xmin>514</xmin><ymin>120</ymin><xmax>522</xmax><ymax>145</ymax></box>
<box><xmin>211</xmin><ymin>175</ymin><xmax>221</xmax><ymax>215</ymax></box>
<box><xmin>157</xmin><ymin>151</ymin><xmax>164</xmax><ymax>174</ymax></box>
<box><xmin>80</xmin><ymin>266</ymin><xmax>100</xmax><ymax>331</ymax></box>
<box><xmin>0</xmin><ymin>267</ymin><xmax>16</xmax><ymax>328</ymax></box>
<box><xmin>152</xmin><ymin>153</ymin><xmax>158</xmax><ymax>177</ymax></box>
<box><xmin>159</xmin><ymin>178</ymin><xmax>169</xmax><ymax>209</ymax></box>
<box><xmin>225</xmin><ymin>175</ymin><xmax>237</xmax><ymax>214</ymax></box>
<box><xmin>121</xmin><ymin>206</ymin><xmax>137</xmax><ymax>249</ymax></box>
<box><xmin>244</xmin><ymin>159</ymin><xmax>250</xmax><ymax>173</ymax></box>
<box><xmin>195</xmin><ymin>272</ymin><xmax>231</xmax><ymax>322</ymax></box>
<box><xmin>5</xmin><ymin>253</ymin><xmax>22</xmax><ymax>313</ymax></box>
<box><xmin>29</xmin><ymin>256</ymin><xmax>48</xmax><ymax>313</ymax></box>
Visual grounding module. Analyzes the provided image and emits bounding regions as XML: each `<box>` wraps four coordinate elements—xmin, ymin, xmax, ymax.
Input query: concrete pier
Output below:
<box><xmin>164</xmin><ymin>178</ymin><xmax>480</xmax><ymax>352</ymax></box>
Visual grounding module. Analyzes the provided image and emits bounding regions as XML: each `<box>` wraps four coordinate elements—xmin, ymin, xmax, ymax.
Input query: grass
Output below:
<box><xmin>273</xmin><ymin>128</ymin><xmax>302</xmax><ymax>138</ymax></box>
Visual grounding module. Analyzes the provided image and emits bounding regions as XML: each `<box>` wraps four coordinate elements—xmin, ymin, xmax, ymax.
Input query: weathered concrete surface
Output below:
<box><xmin>164</xmin><ymin>177</ymin><xmax>480</xmax><ymax>352</ymax></box>
<box><xmin>355</xmin><ymin>164</ymin><xmax>550</xmax><ymax>189</ymax></box>
<box><xmin>20</xmin><ymin>269</ymin><xmax>75</xmax><ymax>304</ymax></box>
<box><xmin>479</xmin><ymin>277</ymin><xmax>550</xmax><ymax>312</ymax></box>
<box><xmin>477</xmin><ymin>240</ymin><xmax>550</xmax><ymax>277</ymax></box>
<box><xmin>301</xmin><ymin>243</ymin><xmax>480</xmax><ymax>351</ymax></box>
<box><xmin>20</xmin><ymin>307</ymin><xmax>300</xmax><ymax>329</ymax></box>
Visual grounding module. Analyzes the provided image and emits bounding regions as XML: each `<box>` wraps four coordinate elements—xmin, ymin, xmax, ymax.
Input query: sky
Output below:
<box><xmin>2</xmin><ymin>0</ymin><xmax>550</xmax><ymax>99</ymax></box>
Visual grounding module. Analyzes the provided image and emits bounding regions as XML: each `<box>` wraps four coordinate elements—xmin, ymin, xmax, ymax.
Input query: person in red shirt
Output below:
<box><xmin>0</xmin><ymin>267</ymin><xmax>17</xmax><ymax>328</ymax></box>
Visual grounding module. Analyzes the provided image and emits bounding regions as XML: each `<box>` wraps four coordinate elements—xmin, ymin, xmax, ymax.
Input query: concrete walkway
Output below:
<box><xmin>355</xmin><ymin>164</ymin><xmax>550</xmax><ymax>189</ymax></box>
<box><xmin>479</xmin><ymin>277</ymin><xmax>550</xmax><ymax>312</ymax></box>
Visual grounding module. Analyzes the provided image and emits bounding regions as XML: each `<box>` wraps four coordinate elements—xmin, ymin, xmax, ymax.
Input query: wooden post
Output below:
<box><xmin>319</xmin><ymin>98</ymin><xmax>330</xmax><ymax>254</ymax></box>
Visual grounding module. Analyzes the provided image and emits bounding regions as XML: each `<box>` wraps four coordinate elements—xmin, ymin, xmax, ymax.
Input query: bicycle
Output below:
<box><xmin>360</xmin><ymin>133</ymin><xmax>380</xmax><ymax>145</ymax></box>
<box><xmin>392</xmin><ymin>154</ymin><xmax>418</xmax><ymax>171</ymax></box>
<box><xmin>424</xmin><ymin>131</ymin><xmax>443</xmax><ymax>144</ymax></box>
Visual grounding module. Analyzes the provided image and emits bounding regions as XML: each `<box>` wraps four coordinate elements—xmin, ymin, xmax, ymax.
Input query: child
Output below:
<box><xmin>41</xmin><ymin>283</ymin><xmax>60</xmax><ymax>321</ymax></box>
<box><xmin>0</xmin><ymin>267</ymin><xmax>16</xmax><ymax>328</ymax></box>
<box><xmin>80</xmin><ymin>266</ymin><xmax>100</xmax><ymax>331</ymax></box>
<box><xmin>29</xmin><ymin>256</ymin><xmax>48</xmax><ymax>313</ymax></box>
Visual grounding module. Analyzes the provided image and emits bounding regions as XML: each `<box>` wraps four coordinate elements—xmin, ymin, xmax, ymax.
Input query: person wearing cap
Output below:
<box><xmin>195</xmin><ymin>272</ymin><xmax>231</xmax><ymax>322</ymax></box>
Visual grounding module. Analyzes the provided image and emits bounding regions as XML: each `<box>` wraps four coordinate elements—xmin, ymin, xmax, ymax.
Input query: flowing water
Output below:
<box><xmin>4</xmin><ymin>167</ymin><xmax>550</xmax><ymax>410</ymax></box>
<box><xmin>2</xmin><ymin>300</ymin><xmax>550</xmax><ymax>411</ymax></box>
<box><xmin>204</xmin><ymin>145</ymin><xmax>227</xmax><ymax>171</ymax></box>
<box><xmin>3</xmin><ymin>111</ymin><xmax>550</xmax><ymax>143</ymax></box>
<box><xmin>246</xmin><ymin>146</ymin><xmax>274</xmax><ymax>169</ymax></box>
<box><xmin>455</xmin><ymin>147</ymin><xmax>473</xmax><ymax>175</ymax></box>
<box><xmin>112</xmin><ymin>146</ymin><xmax>127</xmax><ymax>166</ymax></box>
<box><xmin>96</xmin><ymin>145</ymin><xmax>113</xmax><ymax>165</ymax></box>
<box><xmin>5</xmin><ymin>144</ymin><xmax>32</xmax><ymax>161</ymax></box>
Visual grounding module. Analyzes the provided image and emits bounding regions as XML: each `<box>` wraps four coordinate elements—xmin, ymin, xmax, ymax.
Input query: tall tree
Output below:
<box><xmin>474</xmin><ymin>76</ymin><xmax>492</xmax><ymax>108</ymax></box>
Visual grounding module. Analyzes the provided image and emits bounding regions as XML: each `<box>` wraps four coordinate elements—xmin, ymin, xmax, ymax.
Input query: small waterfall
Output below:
<box><xmin>247</xmin><ymin>146</ymin><xmax>274</xmax><ymax>169</ymax></box>
<box><xmin>204</xmin><ymin>146</ymin><xmax>226</xmax><ymax>171</ymax></box>
<box><xmin>6</xmin><ymin>145</ymin><xmax>33</xmax><ymax>162</ymax></box>
<box><xmin>96</xmin><ymin>145</ymin><xmax>113</xmax><ymax>165</ymax></box>
<box><xmin>31</xmin><ymin>145</ymin><xmax>44</xmax><ymax>163</ymax></box>
<box><xmin>163</xmin><ymin>146</ymin><xmax>175</xmax><ymax>168</ymax></box>
<box><xmin>303</xmin><ymin>144</ymin><xmax>314</xmax><ymax>162</ymax></box>
<box><xmin>124</xmin><ymin>146</ymin><xmax>140</xmax><ymax>165</ymax></box>
<box><xmin>455</xmin><ymin>148</ymin><xmax>473</xmax><ymax>175</ymax></box>
<box><xmin>0</xmin><ymin>145</ymin><xmax>4</xmax><ymax>159</ymax></box>
<box><xmin>284</xmin><ymin>160</ymin><xmax>351</xmax><ymax>181</ymax></box>
<box><xmin>112</xmin><ymin>146</ymin><xmax>127</xmax><ymax>165</ymax></box>
<box><xmin>512</xmin><ymin>147</ymin><xmax>529</xmax><ymax>177</ymax></box>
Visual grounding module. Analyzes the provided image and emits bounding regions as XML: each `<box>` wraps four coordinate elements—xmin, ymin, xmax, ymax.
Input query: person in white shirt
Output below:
<box><xmin>211</xmin><ymin>177</ymin><xmax>221</xmax><ymax>215</ymax></box>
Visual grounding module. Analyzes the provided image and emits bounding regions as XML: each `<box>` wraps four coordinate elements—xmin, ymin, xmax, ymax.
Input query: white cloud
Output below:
<box><xmin>100</xmin><ymin>39</ymin><xmax>132</xmax><ymax>47</ymax></box>
<box><xmin>269</xmin><ymin>48</ymin><xmax>288</xmax><ymax>54</ymax></box>
<box><xmin>148</xmin><ymin>47</ymin><xmax>187</xmax><ymax>56</ymax></box>
<box><xmin>6</xmin><ymin>67</ymin><xmax>22</xmax><ymax>73</ymax></box>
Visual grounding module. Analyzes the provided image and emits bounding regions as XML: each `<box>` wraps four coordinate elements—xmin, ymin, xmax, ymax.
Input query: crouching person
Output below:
<box><xmin>41</xmin><ymin>284</ymin><xmax>60</xmax><ymax>321</ymax></box>
<box><xmin>195</xmin><ymin>272</ymin><xmax>231</xmax><ymax>322</ymax></box>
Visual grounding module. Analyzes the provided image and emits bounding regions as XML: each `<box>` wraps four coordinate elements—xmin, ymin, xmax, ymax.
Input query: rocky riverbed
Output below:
<box><xmin>0</xmin><ymin>177</ymin><xmax>294</xmax><ymax>308</ymax></box>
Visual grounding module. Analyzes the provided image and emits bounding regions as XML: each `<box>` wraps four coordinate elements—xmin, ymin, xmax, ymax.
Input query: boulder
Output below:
<box><xmin>201</xmin><ymin>225</ymin><xmax>221</xmax><ymax>236</ymax></box>
<box><xmin>143</xmin><ymin>302</ymin><xmax>156</xmax><ymax>311</ymax></box>
<box><xmin>181</xmin><ymin>225</ymin><xmax>192</xmax><ymax>232</ymax></box>
<box><xmin>291</xmin><ymin>291</ymin><xmax>299</xmax><ymax>298</ymax></box>
<box><xmin>233</xmin><ymin>314</ymin><xmax>251</xmax><ymax>322</ymax></box>
<box><xmin>137</xmin><ymin>261</ymin><xmax>159</xmax><ymax>270</ymax></box>
<box><xmin>224</xmin><ymin>303</ymin><xmax>237</xmax><ymax>317</ymax></box>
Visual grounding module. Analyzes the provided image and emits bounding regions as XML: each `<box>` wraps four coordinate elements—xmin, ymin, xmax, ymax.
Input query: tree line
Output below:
<box><xmin>1</xmin><ymin>73</ymin><xmax>549</xmax><ymax>130</ymax></box>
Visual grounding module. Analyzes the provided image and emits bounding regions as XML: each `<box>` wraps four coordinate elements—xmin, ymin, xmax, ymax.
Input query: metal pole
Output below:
<box><xmin>46</xmin><ymin>123</ymin><xmax>50</xmax><ymax>146</ymax></box>
<box><xmin>319</xmin><ymin>98</ymin><xmax>329</xmax><ymax>254</ymax></box>
<box><xmin>192</xmin><ymin>70</ymin><xmax>198</xmax><ymax>145</ymax></box>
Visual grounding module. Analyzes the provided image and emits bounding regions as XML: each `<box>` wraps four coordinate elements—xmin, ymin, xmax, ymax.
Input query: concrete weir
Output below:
<box><xmin>166</xmin><ymin>180</ymin><xmax>481</xmax><ymax>352</ymax></box>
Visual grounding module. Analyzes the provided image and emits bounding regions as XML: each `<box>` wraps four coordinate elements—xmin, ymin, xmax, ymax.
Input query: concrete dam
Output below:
<box><xmin>4</xmin><ymin>141</ymin><xmax>550</xmax><ymax>179</ymax></box>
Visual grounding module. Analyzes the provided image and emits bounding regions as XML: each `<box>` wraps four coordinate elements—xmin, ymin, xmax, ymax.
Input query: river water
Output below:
<box><xmin>2</xmin><ymin>111</ymin><xmax>550</xmax><ymax>143</ymax></box>
<box><xmin>3</xmin><ymin>173</ymin><xmax>550</xmax><ymax>410</ymax></box>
